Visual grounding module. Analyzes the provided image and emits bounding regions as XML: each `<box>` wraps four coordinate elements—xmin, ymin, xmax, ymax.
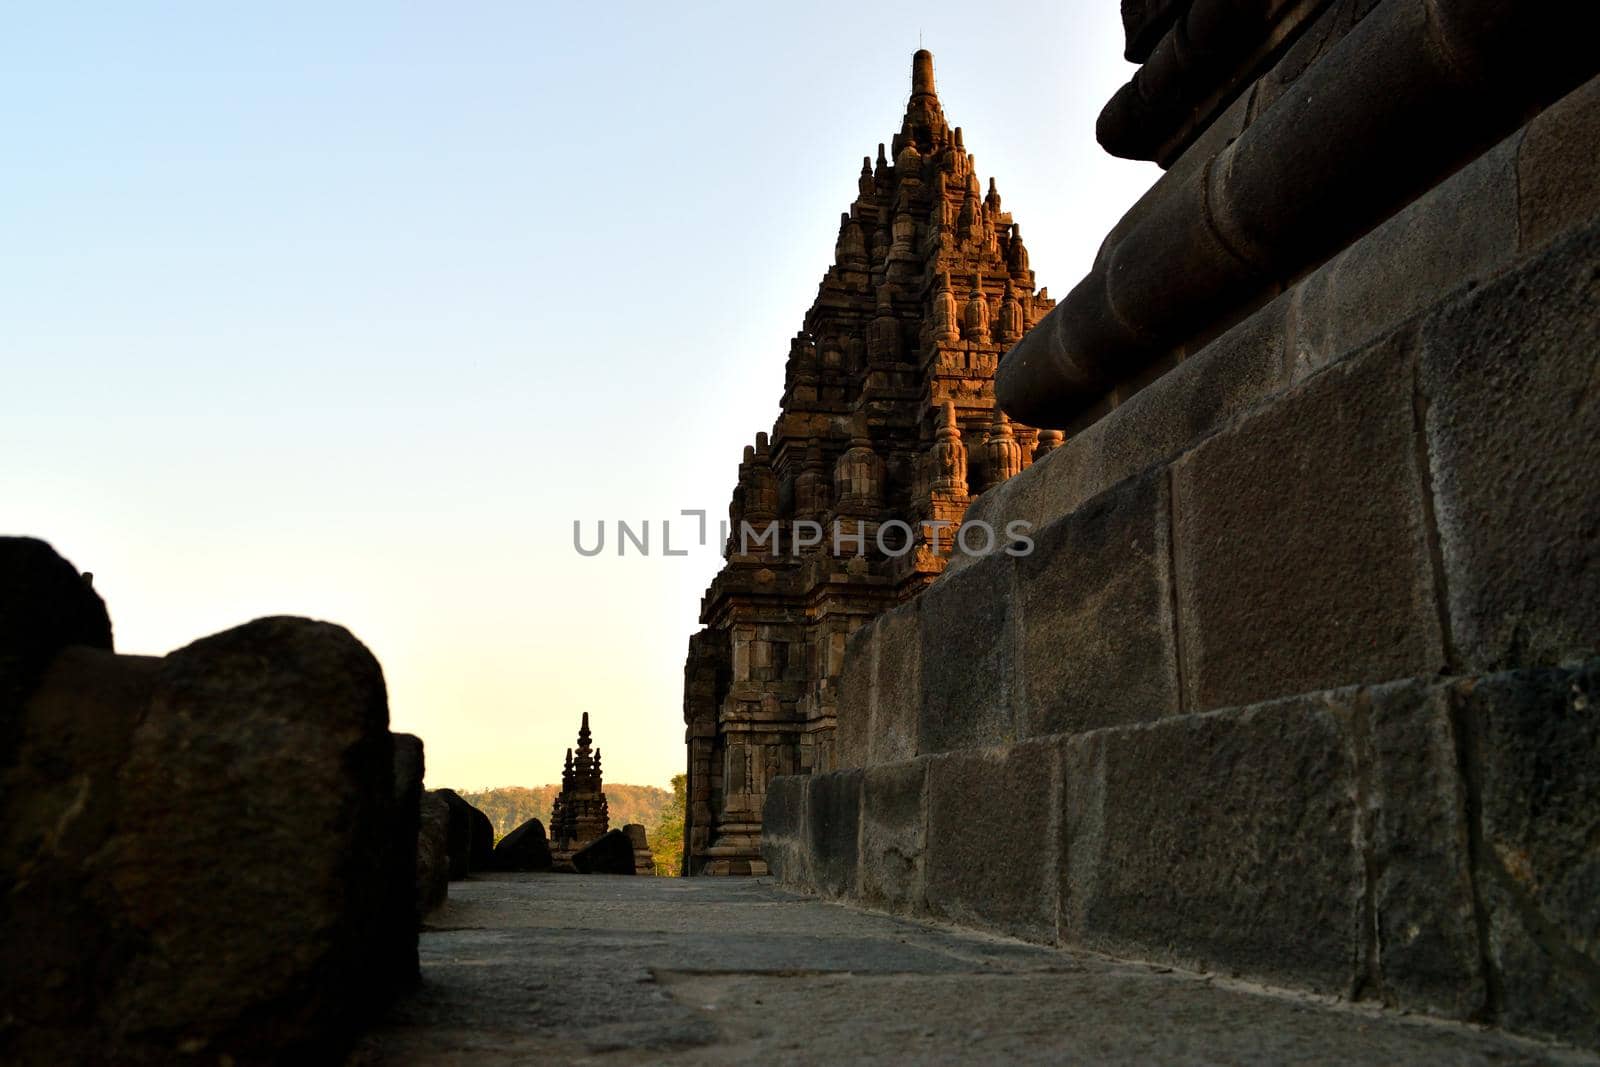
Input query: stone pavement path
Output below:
<box><xmin>352</xmin><ymin>874</ymin><xmax>1595</xmax><ymax>1066</ymax></box>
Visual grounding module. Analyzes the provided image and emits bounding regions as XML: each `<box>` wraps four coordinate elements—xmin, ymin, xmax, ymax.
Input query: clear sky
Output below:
<box><xmin>1</xmin><ymin>2</ymin><xmax>1156</xmax><ymax>789</ymax></box>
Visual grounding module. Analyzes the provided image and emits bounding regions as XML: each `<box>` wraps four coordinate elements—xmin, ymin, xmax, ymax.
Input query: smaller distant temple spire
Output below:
<box><xmin>551</xmin><ymin>713</ymin><xmax>610</xmax><ymax>858</ymax></box>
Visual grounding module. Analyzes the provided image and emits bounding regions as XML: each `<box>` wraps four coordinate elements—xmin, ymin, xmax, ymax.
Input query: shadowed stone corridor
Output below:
<box><xmin>350</xmin><ymin>876</ymin><xmax>1597</xmax><ymax>1065</ymax></box>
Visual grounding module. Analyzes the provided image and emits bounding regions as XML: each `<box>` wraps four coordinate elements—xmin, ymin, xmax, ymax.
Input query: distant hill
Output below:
<box><xmin>459</xmin><ymin>784</ymin><xmax>672</xmax><ymax>839</ymax></box>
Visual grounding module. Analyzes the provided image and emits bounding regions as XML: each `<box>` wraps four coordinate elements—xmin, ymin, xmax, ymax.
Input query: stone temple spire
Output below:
<box><xmin>902</xmin><ymin>48</ymin><xmax>949</xmax><ymax>149</ymax></box>
<box><xmin>552</xmin><ymin>712</ymin><xmax>610</xmax><ymax>855</ymax></box>
<box><xmin>911</xmin><ymin>48</ymin><xmax>937</xmax><ymax>101</ymax></box>
<box><xmin>683</xmin><ymin>48</ymin><xmax>1054</xmax><ymax>875</ymax></box>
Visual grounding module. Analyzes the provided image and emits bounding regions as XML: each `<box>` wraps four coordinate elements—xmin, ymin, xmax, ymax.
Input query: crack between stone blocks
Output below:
<box><xmin>1005</xmin><ymin>555</ymin><xmax>1025</xmax><ymax>742</ymax></box>
<box><xmin>866</xmin><ymin>628</ymin><xmax>881</xmax><ymax>769</ymax></box>
<box><xmin>1445</xmin><ymin>683</ymin><xmax>1504</xmax><ymax>1024</ymax></box>
<box><xmin>1048</xmin><ymin>742</ymin><xmax>1065</xmax><ymax>948</ymax></box>
<box><xmin>916</xmin><ymin>756</ymin><xmax>932</xmax><ymax>916</ymax></box>
<box><xmin>1348</xmin><ymin>688</ymin><xmax>1383</xmax><ymax>1004</ymax></box>
<box><xmin>853</xmin><ymin>768</ymin><xmax>865</xmax><ymax>900</ymax></box>
<box><xmin>1165</xmin><ymin>464</ymin><xmax>1189</xmax><ymax>715</ymax></box>
<box><xmin>1409</xmin><ymin>349</ymin><xmax>1463</xmax><ymax>676</ymax></box>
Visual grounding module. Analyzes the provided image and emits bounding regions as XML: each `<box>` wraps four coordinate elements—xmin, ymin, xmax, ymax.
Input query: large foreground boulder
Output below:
<box><xmin>0</xmin><ymin>547</ymin><xmax>415</xmax><ymax>1066</ymax></box>
<box><xmin>417</xmin><ymin>792</ymin><xmax>451</xmax><ymax>917</ymax></box>
<box><xmin>492</xmin><ymin>817</ymin><xmax>553</xmax><ymax>872</ymax></box>
<box><xmin>0</xmin><ymin>537</ymin><xmax>111</xmax><ymax>760</ymax></box>
<box><xmin>572</xmin><ymin>828</ymin><xmax>637</xmax><ymax>875</ymax></box>
<box><xmin>435</xmin><ymin>788</ymin><xmax>495</xmax><ymax>878</ymax></box>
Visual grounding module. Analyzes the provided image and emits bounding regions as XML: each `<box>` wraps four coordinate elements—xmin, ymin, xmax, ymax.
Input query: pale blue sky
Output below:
<box><xmin>0</xmin><ymin>2</ymin><xmax>1156</xmax><ymax>788</ymax></box>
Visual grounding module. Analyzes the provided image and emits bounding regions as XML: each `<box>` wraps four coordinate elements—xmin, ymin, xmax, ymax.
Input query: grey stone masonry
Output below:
<box><xmin>953</xmin><ymin>73</ymin><xmax>1600</xmax><ymax>583</ymax></box>
<box><xmin>764</xmin><ymin>78</ymin><xmax>1600</xmax><ymax>1048</ymax></box>
<box><xmin>768</xmin><ymin>659</ymin><xmax>1600</xmax><ymax>1047</ymax></box>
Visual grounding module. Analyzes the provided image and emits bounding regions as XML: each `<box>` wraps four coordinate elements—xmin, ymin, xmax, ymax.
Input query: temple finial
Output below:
<box><xmin>912</xmin><ymin>49</ymin><xmax>936</xmax><ymax>99</ymax></box>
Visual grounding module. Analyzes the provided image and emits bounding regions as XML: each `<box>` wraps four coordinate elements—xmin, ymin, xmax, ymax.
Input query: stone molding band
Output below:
<box><xmin>995</xmin><ymin>0</ymin><xmax>1598</xmax><ymax>430</ymax></box>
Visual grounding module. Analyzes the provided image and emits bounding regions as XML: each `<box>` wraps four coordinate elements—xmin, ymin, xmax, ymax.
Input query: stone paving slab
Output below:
<box><xmin>351</xmin><ymin>874</ymin><xmax>1598</xmax><ymax>1065</ymax></box>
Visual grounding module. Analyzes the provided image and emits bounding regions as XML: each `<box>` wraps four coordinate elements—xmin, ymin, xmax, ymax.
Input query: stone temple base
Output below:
<box><xmin>767</xmin><ymin>71</ymin><xmax>1600</xmax><ymax>1051</ymax></box>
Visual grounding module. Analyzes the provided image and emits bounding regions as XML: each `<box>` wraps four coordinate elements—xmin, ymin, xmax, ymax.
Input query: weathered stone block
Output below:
<box><xmin>949</xmin><ymin>472</ymin><xmax>1027</xmax><ymax>577</ymax></box>
<box><xmin>1017</xmin><ymin>467</ymin><xmax>1177</xmax><ymax>737</ymax></box>
<box><xmin>919</xmin><ymin>555</ymin><xmax>1017</xmax><ymax>753</ymax></box>
<box><xmin>1173</xmin><ymin>334</ymin><xmax>1444</xmax><ymax>712</ymax></box>
<box><xmin>1291</xmin><ymin>135</ymin><xmax>1519</xmax><ymax>381</ymax></box>
<box><xmin>0</xmin><ymin>646</ymin><xmax>160</xmax><ymax>1064</ymax></box>
<box><xmin>868</xmin><ymin>602</ymin><xmax>920</xmax><ymax>765</ymax></box>
<box><xmin>416</xmin><ymin>791</ymin><xmax>450</xmax><ymax>918</ymax></box>
<box><xmin>0</xmin><ymin>596</ymin><xmax>442</xmax><ymax>1064</ymax></box>
<box><xmin>833</xmin><ymin>621</ymin><xmax>876</xmax><ymax>771</ymax></box>
<box><xmin>925</xmin><ymin>740</ymin><xmax>1059</xmax><ymax>942</ymax></box>
<box><xmin>964</xmin><ymin>296</ymin><xmax>1291</xmax><ymax>571</ymax></box>
<box><xmin>1419</xmin><ymin>221</ymin><xmax>1600</xmax><ymax>673</ymax></box>
<box><xmin>493</xmin><ymin>817</ymin><xmax>553</xmax><ymax>872</ymax></box>
<box><xmin>1103</xmin><ymin>292</ymin><xmax>1290</xmax><ymax>476</ymax></box>
<box><xmin>860</xmin><ymin>759</ymin><xmax>927</xmax><ymax>914</ymax></box>
<box><xmin>760</xmin><ymin>774</ymin><xmax>809</xmax><ymax>886</ymax></box>
<box><xmin>1366</xmin><ymin>679</ymin><xmax>1482</xmax><ymax>1018</ymax></box>
<box><xmin>1460</xmin><ymin>661</ymin><xmax>1600</xmax><ymax>1047</ymax></box>
<box><xmin>573</xmin><ymin>829</ymin><xmax>637</xmax><ymax>875</ymax></box>
<box><xmin>807</xmin><ymin>769</ymin><xmax>862</xmax><ymax>898</ymax></box>
<box><xmin>1062</xmin><ymin>698</ymin><xmax>1361</xmax><ymax>993</ymax></box>
<box><xmin>435</xmin><ymin>788</ymin><xmax>495</xmax><ymax>879</ymax></box>
<box><xmin>1518</xmin><ymin>74</ymin><xmax>1600</xmax><ymax>254</ymax></box>
<box><xmin>388</xmin><ymin>732</ymin><xmax>424</xmax><ymax>981</ymax></box>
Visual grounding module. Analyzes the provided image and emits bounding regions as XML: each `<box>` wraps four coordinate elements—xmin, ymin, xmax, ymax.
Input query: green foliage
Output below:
<box><xmin>647</xmin><ymin>774</ymin><xmax>686</xmax><ymax>877</ymax></box>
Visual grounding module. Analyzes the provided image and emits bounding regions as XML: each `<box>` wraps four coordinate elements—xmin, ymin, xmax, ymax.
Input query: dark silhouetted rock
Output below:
<box><xmin>436</xmin><ymin>788</ymin><xmax>472</xmax><ymax>879</ymax></box>
<box><xmin>624</xmin><ymin>823</ymin><xmax>656</xmax><ymax>875</ymax></box>
<box><xmin>389</xmin><ymin>733</ymin><xmax>424</xmax><ymax>982</ymax></box>
<box><xmin>493</xmin><ymin>818</ymin><xmax>553</xmax><ymax>872</ymax></box>
<box><xmin>0</xmin><ymin>611</ymin><xmax>413</xmax><ymax>1064</ymax></box>
<box><xmin>436</xmin><ymin>788</ymin><xmax>495</xmax><ymax>878</ymax></box>
<box><xmin>417</xmin><ymin>792</ymin><xmax>450</xmax><ymax>917</ymax></box>
<box><xmin>0</xmin><ymin>537</ymin><xmax>112</xmax><ymax>761</ymax></box>
<box><xmin>572</xmin><ymin>828</ymin><xmax>637</xmax><ymax>875</ymax></box>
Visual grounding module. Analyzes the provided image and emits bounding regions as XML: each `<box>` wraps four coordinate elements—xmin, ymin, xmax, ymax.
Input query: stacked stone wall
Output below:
<box><xmin>765</xmin><ymin>72</ymin><xmax>1600</xmax><ymax>1047</ymax></box>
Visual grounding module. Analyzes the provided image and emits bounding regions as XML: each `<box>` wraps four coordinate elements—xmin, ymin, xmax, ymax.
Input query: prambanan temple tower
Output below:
<box><xmin>550</xmin><ymin>712</ymin><xmax>609</xmax><ymax>859</ymax></box>
<box><xmin>682</xmin><ymin>51</ymin><xmax>1056</xmax><ymax>875</ymax></box>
